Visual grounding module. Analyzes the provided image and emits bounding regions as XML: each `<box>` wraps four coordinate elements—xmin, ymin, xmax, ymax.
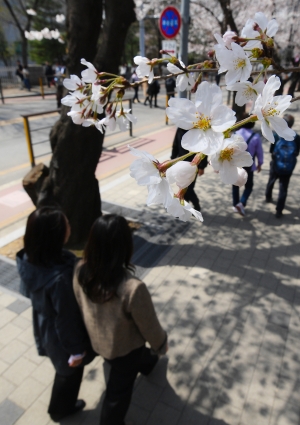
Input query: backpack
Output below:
<box><xmin>166</xmin><ymin>77</ymin><xmax>175</xmax><ymax>93</ymax></box>
<box><xmin>273</xmin><ymin>137</ymin><xmax>297</xmax><ymax>175</ymax></box>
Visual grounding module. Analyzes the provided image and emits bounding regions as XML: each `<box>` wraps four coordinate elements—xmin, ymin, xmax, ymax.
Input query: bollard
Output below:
<box><xmin>39</xmin><ymin>77</ymin><xmax>44</xmax><ymax>99</ymax></box>
<box><xmin>23</xmin><ymin>116</ymin><xmax>35</xmax><ymax>167</ymax></box>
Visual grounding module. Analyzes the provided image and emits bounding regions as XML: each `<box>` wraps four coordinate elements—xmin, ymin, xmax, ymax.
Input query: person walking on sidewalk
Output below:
<box><xmin>265</xmin><ymin>114</ymin><xmax>300</xmax><ymax>218</ymax></box>
<box><xmin>232</xmin><ymin>119</ymin><xmax>263</xmax><ymax>216</ymax></box>
<box><xmin>144</xmin><ymin>79</ymin><xmax>160</xmax><ymax>108</ymax></box>
<box><xmin>131</xmin><ymin>71</ymin><xmax>140</xmax><ymax>103</ymax></box>
<box><xmin>171</xmin><ymin>127</ymin><xmax>208</xmax><ymax>211</ymax></box>
<box><xmin>73</xmin><ymin>214</ymin><xmax>168</xmax><ymax>425</ymax></box>
<box><xmin>16</xmin><ymin>207</ymin><xmax>95</xmax><ymax>423</ymax></box>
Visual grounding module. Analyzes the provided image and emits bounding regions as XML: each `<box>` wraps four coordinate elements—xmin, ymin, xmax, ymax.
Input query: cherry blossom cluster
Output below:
<box><xmin>25</xmin><ymin>28</ymin><xmax>64</xmax><ymax>43</ymax></box>
<box><xmin>62</xmin><ymin>11</ymin><xmax>297</xmax><ymax>222</ymax></box>
<box><xmin>61</xmin><ymin>59</ymin><xmax>137</xmax><ymax>133</ymax></box>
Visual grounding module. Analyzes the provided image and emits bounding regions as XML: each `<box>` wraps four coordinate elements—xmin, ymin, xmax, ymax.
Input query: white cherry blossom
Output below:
<box><xmin>167</xmin><ymin>61</ymin><xmax>195</xmax><ymax>92</ymax></box>
<box><xmin>241</xmin><ymin>12</ymin><xmax>278</xmax><ymax>50</ymax></box>
<box><xmin>25</xmin><ymin>31</ymin><xmax>35</xmax><ymax>40</ymax></box>
<box><xmin>67</xmin><ymin>110</ymin><xmax>85</xmax><ymax>125</ymax></box>
<box><xmin>115</xmin><ymin>109</ymin><xmax>137</xmax><ymax>131</ymax></box>
<box><xmin>63</xmin><ymin>75</ymin><xmax>84</xmax><ymax>91</ymax></box>
<box><xmin>166</xmin><ymin>81</ymin><xmax>236</xmax><ymax>155</ymax></box>
<box><xmin>134</xmin><ymin>56</ymin><xmax>154</xmax><ymax>83</ymax></box>
<box><xmin>253</xmin><ymin>75</ymin><xmax>295</xmax><ymax>143</ymax></box>
<box><xmin>61</xmin><ymin>91</ymin><xmax>85</xmax><ymax>107</ymax></box>
<box><xmin>166</xmin><ymin>161</ymin><xmax>197</xmax><ymax>189</ymax></box>
<box><xmin>210</xmin><ymin>135</ymin><xmax>253</xmax><ymax>186</ymax></box>
<box><xmin>26</xmin><ymin>8</ymin><xmax>36</xmax><ymax>15</ymax></box>
<box><xmin>41</xmin><ymin>28</ymin><xmax>52</xmax><ymax>39</ymax></box>
<box><xmin>215</xmin><ymin>42</ymin><xmax>252</xmax><ymax>85</ymax></box>
<box><xmin>214</xmin><ymin>31</ymin><xmax>237</xmax><ymax>49</ymax></box>
<box><xmin>167</xmin><ymin>198</ymin><xmax>203</xmax><ymax>222</ymax></box>
<box><xmin>51</xmin><ymin>29</ymin><xmax>60</xmax><ymax>39</ymax></box>
<box><xmin>81</xmin><ymin>59</ymin><xmax>98</xmax><ymax>83</ymax></box>
<box><xmin>227</xmin><ymin>81</ymin><xmax>265</xmax><ymax>108</ymax></box>
<box><xmin>147</xmin><ymin>179</ymin><xmax>173</xmax><ymax>208</ymax></box>
<box><xmin>56</xmin><ymin>14</ymin><xmax>65</xmax><ymax>23</ymax></box>
<box><xmin>129</xmin><ymin>147</ymin><xmax>161</xmax><ymax>186</ymax></box>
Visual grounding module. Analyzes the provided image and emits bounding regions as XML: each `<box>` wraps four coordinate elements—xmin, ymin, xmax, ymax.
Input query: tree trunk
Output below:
<box><xmin>218</xmin><ymin>0</ymin><xmax>239</xmax><ymax>34</ymax></box>
<box><xmin>94</xmin><ymin>0</ymin><xmax>136</xmax><ymax>74</ymax></box>
<box><xmin>37</xmin><ymin>0</ymin><xmax>136</xmax><ymax>249</ymax></box>
<box><xmin>21</xmin><ymin>36</ymin><xmax>28</xmax><ymax>68</ymax></box>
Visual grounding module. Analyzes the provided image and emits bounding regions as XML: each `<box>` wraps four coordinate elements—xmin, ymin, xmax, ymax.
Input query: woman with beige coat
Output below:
<box><xmin>73</xmin><ymin>214</ymin><xmax>167</xmax><ymax>425</ymax></box>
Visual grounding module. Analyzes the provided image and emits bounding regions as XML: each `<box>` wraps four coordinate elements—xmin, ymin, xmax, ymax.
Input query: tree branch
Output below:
<box><xmin>2</xmin><ymin>0</ymin><xmax>24</xmax><ymax>35</ymax></box>
<box><xmin>192</xmin><ymin>1</ymin><xmax>222</xmax><ymax>30</ymax></box>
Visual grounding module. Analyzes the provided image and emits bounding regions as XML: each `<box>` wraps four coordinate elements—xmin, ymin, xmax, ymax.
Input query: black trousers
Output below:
<box><xmin>265</xmin><ymin>161</ymin><xmax>292</xmax><ymax>213</ymax></box>
<box><xmin>48</xmin><ymin>367</ymin><xmax>84</xmax><ymax>419</ymax></box>
<box><xmin>100</xmin><ymin>346</ymin><xmax>158</xmax><ymax>425</ymax></box>
<box><xmin>184</xmin><ymin>177</ymin><xmax>201</xmax><ymax>210</ymax></box>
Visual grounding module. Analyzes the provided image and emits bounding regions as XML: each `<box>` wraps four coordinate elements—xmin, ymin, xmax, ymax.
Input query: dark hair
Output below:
<box><xmin>77</xmin><ymin>214</ymin><xmax>134</xmax><ymax>302</ymax></box>
<box><xmin>283</xmin><ymin>114</ymin><xmax>294</xmax><ymax>128</ymax></box>
<box><xmin>24</xmin><ymin>207</ymin><xmax>68</xmax><ymax>266</ymax></box>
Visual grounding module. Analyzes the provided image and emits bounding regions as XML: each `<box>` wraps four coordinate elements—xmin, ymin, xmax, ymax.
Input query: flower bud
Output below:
<box><xmin>207</xmin><ymin>49</ymin><xmax>215</xmax><ymax>58</ymax></box>
<box><xmin>166</xmin><ymin>161</ymin><xmax>197</xmax><ymax>189</ymax></box>
<box><xmin>251</xmin><ymin>48</ymin><xmax>264</xmax><ymax>59</ymax></box>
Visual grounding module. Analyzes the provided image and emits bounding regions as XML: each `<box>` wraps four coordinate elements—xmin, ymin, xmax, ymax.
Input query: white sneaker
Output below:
<box><xmin>232</xmin><ymin>206</ymin><xmax>238</xmax><ymax>213</ymax></box>
<box><xmin>235</xmin><ymin>202</ymin><xmax>245</xmax><ymax>216</ymax></box>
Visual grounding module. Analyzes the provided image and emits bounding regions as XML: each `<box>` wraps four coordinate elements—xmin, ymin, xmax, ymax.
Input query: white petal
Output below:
<box><xmin>254</xmin><ymin>12</ymin><xmax>268</xmax><ymax>31</ymax></box>
<box><xmin>234</xmin><ymin>168</ymin><xmax>248</xmax><ymax>187</ymax></box>
<box><xmin>211</xmin><ymin>105</ymin><xmax>236</xmax><ymax>131</ymax></box>
<box><xmin>80</xmin><ymin>59</ymin><xmax>96</xmax><ymax>70</ymax></box>
<box><xmin>266</xmin><ymin>19</ymin><xmax>278</xmax><ymax>37</ymax></box>
<box><xmin>166</xmin><ymin>161</ymin><xmax>197</xmax><ymax>188</ymax></box>
<box><xmin>269</xmin><ymin>116</ymin><xmax>296</xmax><ymax>141</ymax></box>
<box><xmin>167</xmin><ymin>63</ymin><xmax>180</xmax><ymax>74</ymax></box>
<box><xmin>147</xmin><ymin>179</ymin><xmax>173</xmax><ymax>207</ymax></box>
<box><xmin>261</xmin><ymin>119</ymin><xmax>275</xmax><ymax>143</ymax></box>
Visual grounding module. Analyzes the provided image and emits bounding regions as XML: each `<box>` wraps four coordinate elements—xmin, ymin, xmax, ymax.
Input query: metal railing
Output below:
<box><xmin>0</xmin><ymin>77</ymin><xmax>56</xmax><ymax>104</ymax></box>
<box><xmin>22</xmin><ymin>110</ymin><xmax>60</xmax><ymax>167</ymax></box>
<box><xmin>23</xmin><ymin>99</ymin><xmax>134</xmax><ymax>168</ymax></box>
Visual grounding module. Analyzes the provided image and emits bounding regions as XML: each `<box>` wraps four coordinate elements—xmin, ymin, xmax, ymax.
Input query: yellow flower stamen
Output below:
<box><xmin>263</xmin><ymin>102</ymin><xmax>280</xmax><ymax>117</ymax></box>
<box><xmin>242</xmin><ymin>86</ymin><xmax>255</xmax><ymax>99</ymax></box>
<box><xmin>219</xmin><ymin>147</ymin><xmax>234</xmax><ymax>162</ymax></box>
<box><xmin>233</xmin><ymin>58</ymin><xmax>246</xmax><ymax>70</ymax></box>
<box><xmin>193</xmin><ymin>113</ymin><xmax>211</xmax><ymax>131</ymax></box>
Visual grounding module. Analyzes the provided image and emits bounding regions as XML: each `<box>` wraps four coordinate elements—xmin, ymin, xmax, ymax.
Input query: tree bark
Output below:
<box><xmin>218</xmin><ymin>0</ymin><xmax>239</xmax><ymax>34</ymax></box>
<box><xmin>37</xmin><ymin>0</ymin><xmax>136</xmax><ymax>248</ymax></box>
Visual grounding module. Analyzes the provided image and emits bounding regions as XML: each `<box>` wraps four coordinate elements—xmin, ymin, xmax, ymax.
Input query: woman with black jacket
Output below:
<box><xmin>16</xmin><ymin>207</ymin><xmax>94</xmax><ymax>422</ymax></box>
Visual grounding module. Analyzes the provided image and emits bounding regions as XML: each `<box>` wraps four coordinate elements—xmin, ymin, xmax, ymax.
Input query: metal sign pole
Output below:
<box><xmin>0</xmin><ymin>78</ymin><xmax>4</xmax><ymax>104</ymax></box>
<box><xmin>179</xmin><ymin>0</ymin><xmax>190</xmax><ymax>99</ymax></box>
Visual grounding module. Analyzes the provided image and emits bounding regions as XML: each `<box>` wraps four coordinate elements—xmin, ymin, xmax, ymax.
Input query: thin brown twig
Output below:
<box><xmin>291</xmin><ymin>96</ymin><xmax>300</xmax><ymax>103</ymax></box>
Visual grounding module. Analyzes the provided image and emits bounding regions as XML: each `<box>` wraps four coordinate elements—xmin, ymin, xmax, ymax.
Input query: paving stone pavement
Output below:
<box><xmin>1</xmin><ymin>110</ymin><xmax>300</xmax><ymax>424</ymax></box>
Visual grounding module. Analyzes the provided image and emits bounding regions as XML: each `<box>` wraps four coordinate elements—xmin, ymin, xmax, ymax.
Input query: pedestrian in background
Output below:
<box><xmin>232</xmin><ymin>118</ymin><xmax>263</xmax><ymax>216</ymax></box>
<box><xmin>16</xmin><ymin>207</ymin><xmax>95</xmax><ymax>423</ymax></box>
<box><xmin>22</xmin><ymin>67</ymin><xmax>31</xmax><ymax>91</ymax></box>
<box><xmin>165</xmin><ymin>76</ymin><xmax>176</xmax><ymax>100</ymax></box>
<box><xmin>73</xmin><ymin>214</ymin><xmax>168</xmax><ymax>425</ymax></box>
<box><xmin>144</xmin><ymin>79</ymin><xmax>160</xmax><ymax>108</ymax></box>
<box><xmin>131</xmin><ymin>71</ymin><xmax>140</xmax><ymax>103</ymax></box>
<box><xmin>15</xmin><ymin>60</ymin><xmax>24</xmax><ymax>89</ymax></box>
<box><xmin>171</xmin><ymin>127</ymin><xmax>207</xmax><ymax>211</ymax></box>
<box><xmin>265</xmin><ymin>114</ymin><xmax>300</xmax><ymax>218</ymax></box>
<box><xmin>45</xmin><ymin>62</ymin><xmax>55</xmax><ymax>87</ymax></box>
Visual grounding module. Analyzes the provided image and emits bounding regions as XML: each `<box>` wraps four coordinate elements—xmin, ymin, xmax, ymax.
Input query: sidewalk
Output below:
<box><xmin>1</xmin><ymin>122</ymin><xmax>300</xmax><ymax>425</ymax></box>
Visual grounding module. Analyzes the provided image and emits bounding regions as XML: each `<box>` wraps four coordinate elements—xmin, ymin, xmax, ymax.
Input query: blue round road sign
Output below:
<box><xmin>159</xmin><ymin>6</ymin><xmax>181</xmax><ymax>39</ymax></box>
